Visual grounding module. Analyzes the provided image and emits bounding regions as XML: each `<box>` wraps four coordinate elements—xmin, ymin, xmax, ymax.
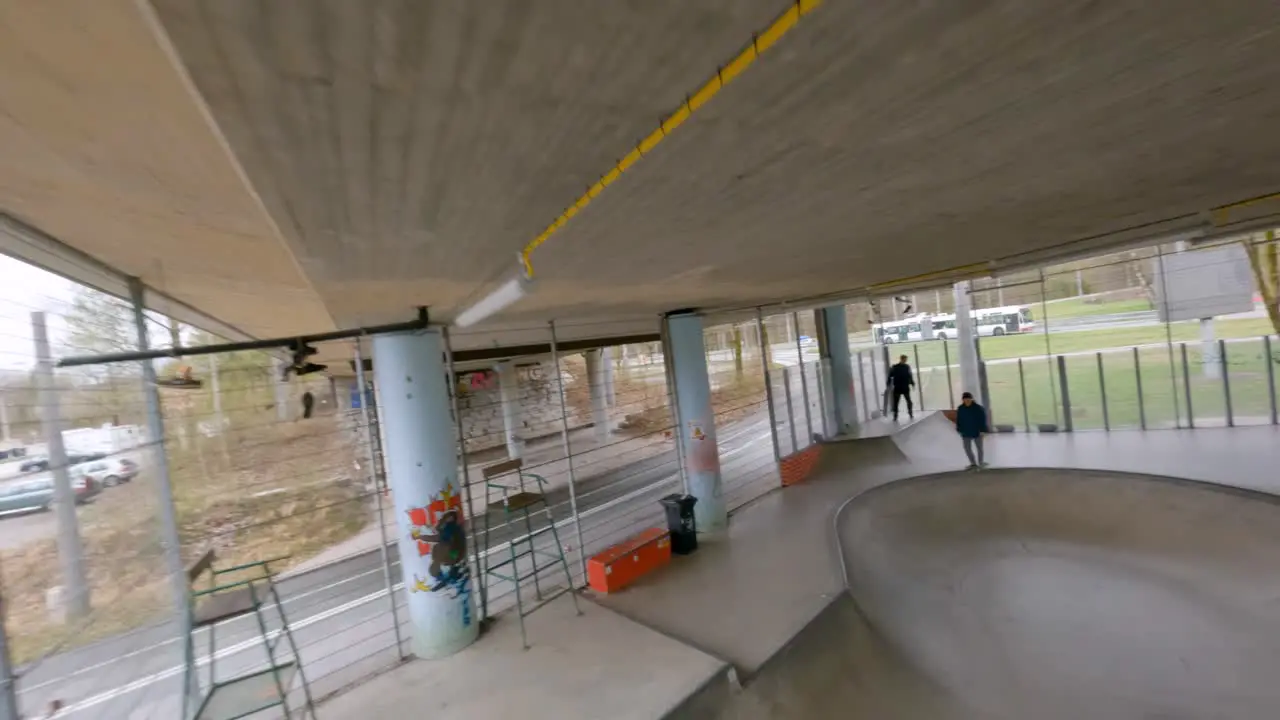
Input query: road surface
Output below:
<box><xmin>17</xmin><ymin>412</ymin><xmax>776</xmax><ymax>719</ymax></box>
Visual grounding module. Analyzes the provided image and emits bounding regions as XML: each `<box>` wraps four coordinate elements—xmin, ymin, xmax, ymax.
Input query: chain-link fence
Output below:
<box><xmin>838</xmin><ymin>233</ymin><xmax>1280</xmax><ymax>433</ymax></box>
<box><xmin>5</xmin><ymin>230</ymin><xmax>1279</xmax><ymax>717</ymax></box>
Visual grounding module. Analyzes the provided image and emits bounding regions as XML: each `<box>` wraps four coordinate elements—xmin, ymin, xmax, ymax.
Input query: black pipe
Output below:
<box><xmin>57</xmin><ymin>308</ymin><xmax>430</xmax><ymax>367</ymax></box>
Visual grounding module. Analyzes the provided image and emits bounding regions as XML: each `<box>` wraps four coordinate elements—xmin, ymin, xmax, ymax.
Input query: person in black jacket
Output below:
<box><xmin>954</xmin><ymin>392</ymin><xmax>990</xmax><ymax>469</ymax></box>
<box><xmin>885</xmin><ymin>354</ymin><xmax>915</xmax><ymax>421</ymax></box>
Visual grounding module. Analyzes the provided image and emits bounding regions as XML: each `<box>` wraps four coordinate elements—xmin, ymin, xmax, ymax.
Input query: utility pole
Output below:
<box><xmin>0</xmin><ymin>556</ymin><xmax>18</xmax><ymax>720</ymax></box>
<box><xmin>127</xmin><ymin>279</ymin><xmax>197</xmax><ymax>708</ymax></box>
<box><xmin>0</xmin><ymin>392</ymin><xmax>9</xmax><ymax>444</ymax></box>
<box><xmin>32</xmin><ymin>311</ymin><xmax>90</xmax><ymax>619</ymax></box>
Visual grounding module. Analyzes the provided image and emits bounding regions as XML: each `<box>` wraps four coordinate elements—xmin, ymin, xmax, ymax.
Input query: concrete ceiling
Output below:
<box><xmin>2</xmin><ymin>0</ymin><xmax>1280</xmax><ymax>354</ymax></box>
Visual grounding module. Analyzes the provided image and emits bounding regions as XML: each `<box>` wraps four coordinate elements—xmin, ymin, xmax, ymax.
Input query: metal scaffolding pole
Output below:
<box><xmin>1134</xmin><ymin>347</ymin><xmax>1147</xmax><ymax>430</ymax></box>
<box><xmin>1219</xmin><ymin>339</ymin><xmax>1233</xmax><ymax>427</ymax></box>
<box><xmin>31</xmin><ymin>311</ymin><xmax>90</xmax><ymax>620</ymax></box>
<box><xmin>354</xmin><ymin>339</ymin><xmax>405</xmax><ymax>652</ymax></box>
<box><xmin>126</xmin><ymin>278</ymin><xmax>196</xmax><ymax>708</ymax></box>
<box><xmin>1057</xmin><ymin>355</ymin><xmax>1073</xmax><ymax>433</ymax></box>
<box><xmin>756</xmin><ymin>309</ymin><xmax>782</xmax><ymax>463</ymax></box>
<box><xmin>1266</xmin><ymin>335</ymin><xmax>1278</xmax><ymax>425</ymax></box>
<box><xmin>792</xmin><ymin>313</ymin><xmax>813</xmax><ymax>441</ymax></box>
<box><xmin>1017</xmin><ymin>359</ymin><xmax>1030</xmax><ymax>432</ymax></box>
<box><xmin>1097</xmin><ymin>353</ymin><xmax>1110</xmax><ymax>431</ymax></box>
<box><xmin>1181</xmin><ymin>343</ymin><xmax>1195</xmax><ymax>429</ymax></box>
<box><xmin>660</xmin><ymin>318</ymin><xmax>691</xmax><ymax>496</ymax></box>
<box><xmin>782</xmin><ymin>368</ymin><xmax>798</xmax><ymax>451</ymax></box>
<box><xmin>549</xmin><ymin>322</ymin><xmax>588</xmax><ymax>580</ymax></box>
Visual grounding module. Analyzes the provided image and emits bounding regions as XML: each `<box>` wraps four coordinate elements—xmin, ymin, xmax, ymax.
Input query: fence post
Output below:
<box><xmin>1017</xmin><ymin>358</ymin><xmax>1030</xmax><ymax>432</ymax></box>
<box><xmin>943</xmin><ymin>341</ymin><xmax>954</xmax><ymax>408</ymax></box>
<box><xmin>1097</xmin><ymin>352</ymin><xmax>1110</xmax><ymax>431</ymax></box>
<box><xmin>1134</xmin><ymin>347</ymin><xmax>1147</xmax><ymax>430</ymax></box>
<box><xmin>1266</xmin><ymin>335</ymin><xmax>1277</xmax><ymax>425</ymax></box>
<box><xmin>756</xmin><ymin>310</ymin><xmax>782</xmax><ymax>463</ymax></box>
<box><xmin>1181</xmin><ymin>343</ymin><xmax>1195</xmax><ymax>429</ymax></box>
<box><xmin>661</xmin><ymin>318</ymin><xmax>690</xmax><ymax>496</ymax></box>
<box><xmin>869</xmin><ymin>348</ymin><xmax>882</xmax><ymax>411</ymax></box>
<box><xmin>814</xmin><ymin>359</ymin><xmax>830</xmax><ymax>438</ymax></box>
<box><xmin>913</xmin><ymin>344</ymin><xmax>924</xmax><ymax>410</ymax></box>
<box><xmin>1219</xmin><ymin>339</ymin><xmax>1233</xmax><ymax>427</ymax></box>
<box><xmin>355</xmin><ymin>339</ymin><xmax>405</xmax><ymax>651</ymax></box>
<box><xmin>1057</xmin><ymin>355</ymin><xmax>1073</xmax><ymax>432</ymax></box>
<box><xmin>782</xmin><ymin>367</ymin><xmax>798</xmax><ymax>451</ymax></box>
<box><xmin>792</xmin><ymin>313</ymin><xmax>813</xmax><ymax>441</ymax></box>
<box><xmin>0</xmin><ymin>571</ymin><xmax>14</xmax><ymax>720</ymax></box>
<box><xmin>976</xmin><ymin>340</ymin><xmax>992</xmax><ymax>425</ymax></box>
<box><xmin>549</xmin><ymin>321</ymin><xmax>588</xmax><ymax>581</ymax></box>
<box><xmin>125</xmin><ymin>278</ymin><xmax>196</xmax><ymax>709</ymax></box>
<box><xmin>31</xmin><ymin>312</ymin><xmax>90</xmax><ymax>619</ymax></box>
<box><xmin>856</xmin><ymin>351</ymin><xmax>870</xmax><ymax>422</ymax></box>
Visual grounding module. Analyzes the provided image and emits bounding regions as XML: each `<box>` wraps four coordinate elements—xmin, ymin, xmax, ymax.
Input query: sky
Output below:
<box><xmin>0</xmin><ymin>254</ymin><xmax>76</xmax><ymax>371</ymax></box>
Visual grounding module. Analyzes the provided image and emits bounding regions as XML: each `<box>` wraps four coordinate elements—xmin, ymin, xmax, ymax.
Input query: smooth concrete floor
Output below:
<box><xmin>838</xmin><ymin>468</ymin><xmax>1280</xmax><ymax>719</ymax></box>
<box><xmin>317</xmin><ymin>594</ymin><xmax>726</xmax><ymax>719</ymax></box>
<box><xmin>320</xmin><ymin>416</ymin><xmax>1280</xmax><ymax>718</ymax></box>
<box><xmin>651</xmin><ymin>416</ymin><xmax>1280</xmax><ymax>718</ymax></box>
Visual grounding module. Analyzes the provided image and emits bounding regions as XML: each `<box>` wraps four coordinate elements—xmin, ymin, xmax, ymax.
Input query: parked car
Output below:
<box><xmin>20</xmin><ymin>456</ymin><xmax>49</xmax><ymax>473</ymax></box>
<box><xmin>0</xmin><ymin>473</ymin><xmax>98</xmax><ymax>515</ymax></box>
<box><xmin>73</xmin><ymin>458</ymin><xmax>135</xmax><ymax>488</ymax></box>
<box><xmin>0</xmin><ymin>478</ymin><xmax>53</xmax><ymax>514</ymax></box>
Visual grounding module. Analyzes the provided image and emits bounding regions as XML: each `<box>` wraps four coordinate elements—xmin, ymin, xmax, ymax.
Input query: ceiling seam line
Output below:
<box><xmin>517</xmin><ymin>0</ymin><xmax>823</xmax><ymax>278</ymax></box>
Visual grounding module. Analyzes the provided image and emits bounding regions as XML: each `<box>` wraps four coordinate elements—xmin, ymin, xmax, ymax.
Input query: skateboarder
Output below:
<box><xmin>955</xmin><ymin>392</ymin><xmax>990</xmax><ymax>469</ymax></box>
<box><xmin>885</xmin><ymin>355</ymin><xmax>915</xmax><ymax>421</ymax></box>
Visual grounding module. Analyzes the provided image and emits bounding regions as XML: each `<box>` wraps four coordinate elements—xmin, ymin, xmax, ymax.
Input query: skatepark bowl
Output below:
<box><xmin>688</xmin><ymin>468</ymin><xmax>1280</xmax><ymax>719</ymax></box>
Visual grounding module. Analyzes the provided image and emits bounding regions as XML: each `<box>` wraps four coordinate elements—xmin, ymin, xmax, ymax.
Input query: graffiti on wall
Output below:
<box><xmin>406</xmin><ymin>482</ymin><xmax>473</xmax><ymax>625</ymax></box>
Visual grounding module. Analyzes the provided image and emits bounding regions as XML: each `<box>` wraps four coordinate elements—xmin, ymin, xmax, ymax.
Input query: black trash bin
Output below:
<box><xmin>660</xmin><ymin>494</ymin><xmax>698</xmax><ymax>555</ymax></box>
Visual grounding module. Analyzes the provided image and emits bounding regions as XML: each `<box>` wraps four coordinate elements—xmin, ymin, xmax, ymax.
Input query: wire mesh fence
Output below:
<box><xmin>702</xmin><ymin>319</ymin><xmax>779</xmax><ymax>514</ymax></box>
<box><xmin>3</xmin><ymin>229</ymin><xmax>1279</xmax><ymax>717</ymax></box>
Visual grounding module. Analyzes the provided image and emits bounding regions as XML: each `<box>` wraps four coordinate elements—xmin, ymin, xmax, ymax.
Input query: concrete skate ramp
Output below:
<box><xmin>836</xmin><ymin>468</ymin><xmax>1280</xmax><ymax>719</ymax></box>
<box><xmin>671</xmin><ymin>466</ymin><xmax>1280</xmax><ymax>719</ymax></box>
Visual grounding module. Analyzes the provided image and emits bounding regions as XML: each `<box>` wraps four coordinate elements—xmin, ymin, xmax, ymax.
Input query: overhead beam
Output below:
<box><xmin>58</xmin><ymin>309</ymin><xmax>430</xmax><ymax>367</ymax></box>
<box><xmin>347</xmin><ymin>332</ymin><xmax>661</xmax><ymax>375</ymax></box>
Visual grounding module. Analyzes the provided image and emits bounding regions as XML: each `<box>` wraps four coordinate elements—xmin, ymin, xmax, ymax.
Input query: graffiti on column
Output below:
<box><xmin>686</xmin><ymin>419</ymin><xmax>721</xmax><ymax>474</ymax></box>
<box><xmin>406</xmin><ymin>482</ymin><xmax>473</xmax><ymax>626</ymax></box>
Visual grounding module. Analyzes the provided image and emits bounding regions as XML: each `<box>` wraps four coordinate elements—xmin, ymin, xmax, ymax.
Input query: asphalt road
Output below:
<box><xmin>18</xmin><ymin>412</ymin><xmax>776</xmax><ymax>719</ymax></box>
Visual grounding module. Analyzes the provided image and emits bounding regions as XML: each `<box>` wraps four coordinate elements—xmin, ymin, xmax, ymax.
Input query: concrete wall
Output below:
<box><xmin>455</xmin><ymin>361</ymin><xmax>589</xmax><ymax>452</ymax></box>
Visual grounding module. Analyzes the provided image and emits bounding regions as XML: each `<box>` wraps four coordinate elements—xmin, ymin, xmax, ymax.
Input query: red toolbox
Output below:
<box><xmin>587</xmin><ymin>527</ymin><xmax>671</xmax><ymax>593</ymax></box>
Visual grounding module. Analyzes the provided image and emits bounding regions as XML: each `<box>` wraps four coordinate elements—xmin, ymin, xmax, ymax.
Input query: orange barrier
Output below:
<box><xmin>587</xmin><ymin>527</ymin><xmax>672</xmax><ymax>593</ymax></box>
<box><xmin>780</xmin><ymin>444</ymin><xmax>823</xmax><ymax>487</ymax></box>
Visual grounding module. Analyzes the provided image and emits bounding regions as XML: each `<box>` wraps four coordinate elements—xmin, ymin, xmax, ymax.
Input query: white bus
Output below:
<box><xmin>875</xmin><ymin>306</ymin><xmax>1035</xmax><ymax>343</ymax></box>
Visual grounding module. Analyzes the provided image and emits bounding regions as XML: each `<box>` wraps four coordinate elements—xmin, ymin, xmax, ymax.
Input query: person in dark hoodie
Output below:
<box><xmin>885</xmin><ymin>354</ymin><xmax>915</xmax><ymax>421</ymax></box>
<box><xmin>955</xmin><ymin>392</ymin><xmax>990</xmax><ymax>469</ymax></box>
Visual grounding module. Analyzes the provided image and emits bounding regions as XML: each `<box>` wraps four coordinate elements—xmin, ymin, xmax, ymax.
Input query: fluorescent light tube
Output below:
<box><xmin>454</xmin><ymin>275</ymin><xmax>531</xmax><ymax>328</ymax></box>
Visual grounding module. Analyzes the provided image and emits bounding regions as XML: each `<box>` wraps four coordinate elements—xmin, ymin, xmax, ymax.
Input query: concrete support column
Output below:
<box><xmin>585</xmin><ymin>349</ymin><xmax>609</xmax><ymax>442</ymax></box>
<box><xmin>817</xmin><ymin>306</ymin><xmax>857</xmax><ymax>433</ymax></box>
<box><xmin>602</xmin><ymin>347</ymin><xmax>616</xmax><ymax>407</ymax></box>
<box><xmin>953</xmin><ymin>281</ymin><xmax>981</xmax><ymax>402</ymax></box>
<box><xmin>495</xmin><ymin>361</ymin><xmax>523</xmax><ymax>460</ymax></box>
<box><xmin>371</xmin><ymin>330</ymin><xmax>478</xmax><ymax>659</ymax></box>
<box><xmin>664</xmin><ymin>313</ymin><xmax>726</xmax><ymax>532</ymax></box>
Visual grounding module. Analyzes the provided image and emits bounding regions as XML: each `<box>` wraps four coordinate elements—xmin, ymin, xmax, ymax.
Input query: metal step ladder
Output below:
<box><xmin>478</xmin><ymin>458</ymin><xmax>581</xmax><ymax>648</ymax></box>
<box><xmin>183</xmin><ymin>551</ymin><xmax>315</xmax><ymax>720</ymax></box>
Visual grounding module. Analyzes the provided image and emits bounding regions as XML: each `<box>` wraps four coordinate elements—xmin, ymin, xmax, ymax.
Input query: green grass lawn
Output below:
<box><xmin>867</xmin><ymin>317</ymin><xmax>1276</xmax><ymax>371</ymax></box>
<box><xmin>867</xmin><ymin>337</ymin><xmax>1277</xmax><ymax>431</ymax></box>
<box><xmin>1030</xmin><ymin>295</ymin><xmax>1154</xmax><ymax>321</ymax></box>
<box><xmin>851</xmin><ymin>318</ymin><xmax>1279</xmax><ymax>430</ymax></box>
